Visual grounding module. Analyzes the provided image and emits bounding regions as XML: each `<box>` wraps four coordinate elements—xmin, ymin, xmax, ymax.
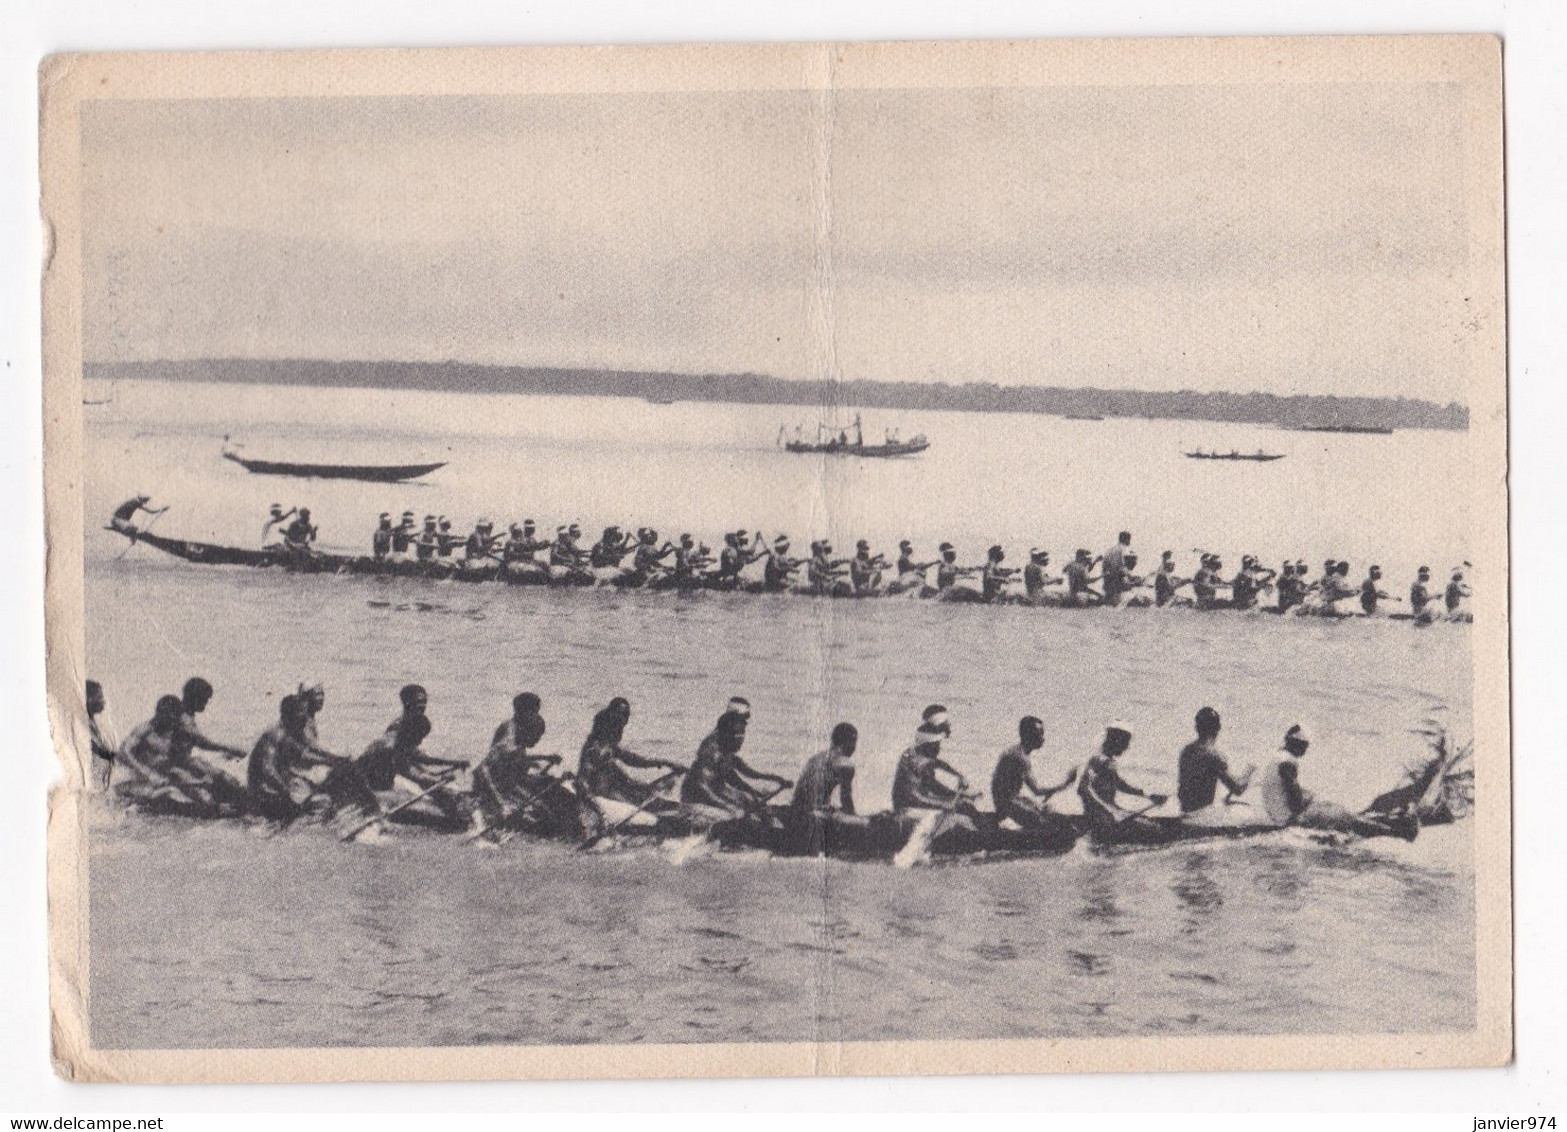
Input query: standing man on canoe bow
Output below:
<box><xmin>991</xmin><ymin>715</ymin><xmax>1077</xmax><ymax>829</ymax></box>
<box><xmin>354</xmin><ymin>684</ymin><xmax>473</xmax><ymax>829</ymax></box>
<box><xmin>1176</xmin><ymin>706</ymin><xmax>1252</xmax><ymax>814</ymax></box>
<box><xmin>258</xmin><ymin>502</ymin><xmax>295</xmax><ymax>548</ymax></box>
<box><xmin>680</xmin><ymin>698</ymin><xmax>791</xmax><ymax>822</ymax></box>
<box><xmin>109</xmin><ymin>493</ymin><xmax>168</xmax><ymax>536</ymax></box>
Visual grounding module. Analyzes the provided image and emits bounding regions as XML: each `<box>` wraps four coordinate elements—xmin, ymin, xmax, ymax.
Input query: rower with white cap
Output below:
<box><xmin>679</xmin><ymin>696</ymin><xmax>791</xmax><ymax>822</ymax></box>
<box><xmin>1258</xmin><ymin>724</ymin><xmax>1416</xmax><ymax>839</ymax></box>
<box><xmin>760</xmin><ymin>534</ymin><xmax>802</xmax><ymax>592</ymax></box>
<box><xmin>1076</xmin><ymin>719</ymin><xmax>1167</xmax><ymax>832</ymax></box>
<box><xmin>891</xmin><ymin>705</ymin><xmax>981</xmax><ymax>821</ymax></box>
<box><xmin>1022</xmin><ymin>548</ymin><xmax>1062</xmax><ymax>603</ymax></box>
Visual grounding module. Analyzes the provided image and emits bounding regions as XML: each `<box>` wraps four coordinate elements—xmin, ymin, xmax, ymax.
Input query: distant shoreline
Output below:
<box><xmin>85</xmin><ymin>358</ymin><xmax>1469</xmax><ymax>432</ymax></box>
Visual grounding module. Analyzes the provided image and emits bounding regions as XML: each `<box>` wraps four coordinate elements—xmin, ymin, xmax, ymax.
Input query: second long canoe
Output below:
<box><xmin>222</xmin><ymin>450</ymin><xmax>446</xmax><ymax>483</ymax></box>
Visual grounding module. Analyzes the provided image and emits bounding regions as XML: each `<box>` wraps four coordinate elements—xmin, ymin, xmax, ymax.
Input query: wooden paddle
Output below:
<box><xmin>339</xmin><ymin>769</ymin><xmax>458</xmax><ymax>842</ymax></box>
<box><xmin>464</xmin><ymin>770</ymin><xmax>574</xmax><ymax>843</ymax></box>
<box><xmin>1114</xmin><ymin>796</ymin><xmax>1168</xmax><ymax>824</ymax></box>
<box><xmin>577</xmin><ymin>769</ymin><xmax>683</xmax><ymax>850</ymax></box>
<box><xmin>894</xmin><ymin>787</ymin><xmax>978</xmax><ymax>869</ymax></box>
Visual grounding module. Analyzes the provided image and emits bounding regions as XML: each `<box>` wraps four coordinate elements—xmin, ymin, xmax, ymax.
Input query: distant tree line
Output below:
<box><xmin>88</xmin><ymin>358</ymin><xmax>1469</xmax><ymax>431</ymax></box>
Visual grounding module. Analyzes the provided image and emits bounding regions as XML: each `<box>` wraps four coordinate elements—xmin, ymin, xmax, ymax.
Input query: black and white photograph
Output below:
<box><xmin>39</xmin><ymin>35</ymin><xmax>1509</xmax><ymax>1081</ymax></box>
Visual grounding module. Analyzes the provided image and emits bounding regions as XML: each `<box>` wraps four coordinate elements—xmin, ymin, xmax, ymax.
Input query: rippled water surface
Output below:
<box><xmin>83</xmin><ymin>379</ymin><xmax>1476</xmax><ymax>1049</ymax></box>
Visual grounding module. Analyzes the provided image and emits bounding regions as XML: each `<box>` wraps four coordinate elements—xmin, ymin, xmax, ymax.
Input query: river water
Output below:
<box><xmin>81</xmin><ymin>376</ymin><xmax>1476</xmax><ymax>1049</ymax></box>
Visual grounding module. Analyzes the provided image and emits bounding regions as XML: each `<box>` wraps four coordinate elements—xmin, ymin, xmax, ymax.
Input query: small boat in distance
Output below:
<box><xmin>1185</xmin><ymin>449</ymin><xmax>1285</xmax><ymax>462</ymax></box>
<box><xmin>222</xmin><ymin>440</ymin><xmax>446</xmax><ymax>483</ymax></box>
<box><xmin>779</xmin><ymin>413</ymin><xmax>930</xmax><ymax>458</ymax></box>
<box><xmin>1064</xmin><ymin>413</ymin><xmax>1105</xmax><ymax>421</ymax></box>
<box><xmin>644</xmin><ymin>394</ymin><xmax>679</xmax><ymax>406</ymax></box>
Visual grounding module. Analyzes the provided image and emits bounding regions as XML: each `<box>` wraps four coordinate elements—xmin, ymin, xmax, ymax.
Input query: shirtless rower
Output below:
<box><xmin>464</xmin><ymin>519</ymin><xmax>501</xmax><ymax>564</ymax></box>
<box><xmin>680</xmin><ymin>698</ymin><xmax>790</xmax><ymax>822</ymax></box>
<box><xmin>1258</xmin><ymin>724</ymin><xmax>1415</xmax><ymax>839</ymax></box>
<box><xmin>177</xmin><ymin>678</ymin><xmax>250</xmax><ymax>764</ymax></box>
<box><xmin>980</xmin><ymin>545</ymin><xmax>1017</xmax><ymax>602</ymax></box>
<box><xmin>472</xmin><ymin>693</ymin><xmax>570</xmax><ymax>833</ymax></box>
<box><xmin>1063</xmin><ymin>549</ymin><xmax>1103</xmax><ymax>606</ymax></box>
<box><xmin>117</xmin><ymin>687</ymin><xmax>249</xmax><ymax>814</ymax></box>
<box><xmin>1359</xmin><ymin>565</ymin><xmax>1392</xmax><ymax>615</ymax></box>
<box><xmin>892</xmin><ymin>705</ymin><xmax>981</xmax><ymax>823</ymax></box>
<box><xmin>1446</xmin><ymin>569</ymin><xmax>1472</xmax><ymax>615</ymax></box>
<box><xmin>390</xmin><ymin>511</ymin><xmax>417</xmax><ymax>557</ymax></box>
<box><xmin>1229</xmin><ymin>556</ymin><xmax>1272</xmax><ymax>611</ymax></box>
<box><xmin>503</xmin><ymin>519</ymin><xmax>553</xmax><ymax>577</ymax></box>
<box><xmin>1022</xmin><ymin>549</ymin><xmax>1060</xmax><ymax>603</ymax></box>
<box><xmin>435</xmin><ymin>517</ymin><xmax>460</xmax><ymax>557</ymax></box>
<box><xmin>1191</xmin><ymin>554</ymin><xmax>1227</xmax><ymax>609</ymax></box>
<box><xmin>413</xmin><ymin>515</ymin><xmax>440</xmax><ymax>562</ymax></box>
<box><xmin>1409</xmin><ymin>566</ymin><xmax>1440</xmax><ymax>621</ymax></box>
<box><xmin>1176</xmin><ymin>707</ymin><xmax>1252</xmax><ymax>813</ymax></box>
<box><xmin>1274</xmin><ymin>562</ymin><xmax>1301</xmax><ymax>613</ymax></box>
<box><xmin>1154</xmin><ymin>551</ymin><xmax>1190</xmax><ymax>607</ymax></box>
<box><xmin>933</xmin><ymin>543</ymin><xmax>966</xmax><ymax>594</ymax></box>
<box><xmin>716</xmin><ymin>530</ymin><xmax>766</xmax><ymax>587</ymax></box>
<box><xmin>371</xmin><ymin>514</ymin><xmax>394</xmax><ymax>560</ymax></box>
<box><xmin>990</xmin><ymin>716</ymin><xmax>1077</xmax><ymax>829</ymax></box>
<box><xmin>887</xmin><ymin>540</ymin><xmax>937</xmax><ymax>595</ymax></box>
<box><xmin>247</xmin><ymin>693</ymin><xmax>377</xmax><ymax>823</ymax></box>
<box><xmin>807</xmin><ymin>540</ymin><xmax>849</xmax><ymax>596</ymax></box>
<box><xmin>1318</xmin><ymin>560</ymin><xmax>1358</xmax><ymax>614</ymax></box>
<box><xmin>113</xmin><ymin>695</ymin><xmax>197</xmax><ymax>807</ymax></box>
<box><xmin>281</xmin><ymin>508</ymin><xmax>318</xmax><ymax>556</ymax></box>
<box><xmin>87</xmin><ymin>679</ymin><xmax>116</xmax><ymax>790</ymax></box>
<box><xmin>590</xmin><ymin>526</ymin><xmax>636</xmax><ymax>570</ymax></box>
<box><xmin>354</xmin><ymin>684</ymin><xmax>473</xmax><ymax>829</ymax></box>
<box><xmin>577</xmin><ymin>697</ymin><xmax>687</xmax><ymax>811</ymax></box>
<box><xmin>784</xmin><ymin>722</ymin><xmax>860</xmax><ymax>856</ymax></box>
<box><xmin>848</xmin><ymin>540</ymin><xmax>888</xmax><ymax>595</ymax></box>
<box><xmin>1077</xmin><ymin>720</ymin><xmax>1167</xmax><ymax>835</ymax></box>
<box><xmin>109</xmin><ymin>493</ymin><xmax>168</xmax><ymax>536</ymax></box>
<box><xmin>760</xmin><ymin>535</ymin><xmax>801</xmax><ymax>592</ymax></box>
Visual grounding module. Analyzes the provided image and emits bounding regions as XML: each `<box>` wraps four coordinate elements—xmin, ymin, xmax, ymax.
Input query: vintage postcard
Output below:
<box><xmin>40</xmin><ymin>35</ymin><xmax>1508</xmax><ymax>1082</ymax></box>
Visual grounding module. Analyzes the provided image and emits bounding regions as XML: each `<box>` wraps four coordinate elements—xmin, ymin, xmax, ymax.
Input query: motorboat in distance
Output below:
<box><xmin>1184</xmin><ymin>449</ymin><xmax>1285</xmax><ymax>462</ymax></box>
<box><xmin>779</xmin><ymin>413</ymin><xmax>930</xmax><ymax>458</ymax></box>
<box><xmin>222</xmin><ymin>441</ymin><xmax>446</xmax><ymax>483</ymax></box>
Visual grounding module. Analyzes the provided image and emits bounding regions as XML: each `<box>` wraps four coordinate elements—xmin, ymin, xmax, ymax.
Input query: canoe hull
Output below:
<box><xmin>224</xmin><ymin>451</ymin><xmax>446</xmax><ymax>482</ymax></box>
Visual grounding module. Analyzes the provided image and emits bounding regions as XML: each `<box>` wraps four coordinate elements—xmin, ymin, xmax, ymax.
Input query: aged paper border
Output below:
<box><xmin>40</xmin><ymin>34</ymin><xmax>1510</xmax><ymax>1082</ymax></box>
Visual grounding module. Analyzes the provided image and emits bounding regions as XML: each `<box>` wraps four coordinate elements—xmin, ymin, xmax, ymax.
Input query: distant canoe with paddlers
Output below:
<box><xmin>1184</xmin><ymin>450</ymin><xmax>1286</xmax><ymax>462</ymax></box>
<box><xmin>222</xmin><ymin>441</ymin><xmax>446</xmax><ymax>483</ymax></box>
<box><xmin>1291</xmin><ymin>424</ymin><xmax>1395</xmax><ymax>435</ymax></box>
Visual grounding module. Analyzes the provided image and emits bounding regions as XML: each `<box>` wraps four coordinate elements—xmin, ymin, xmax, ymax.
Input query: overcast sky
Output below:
<box><xmin>82</xmin><ymin>82</ymin><xmax>1472</xmax><ymax>400</ymax></box>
